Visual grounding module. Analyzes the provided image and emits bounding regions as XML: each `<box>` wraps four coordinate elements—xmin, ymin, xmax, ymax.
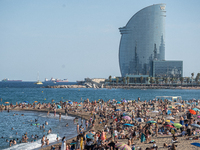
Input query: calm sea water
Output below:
<box><xmin>0</xmin><ymin>82</ymin><xmax>200</xmax><ymax>149</ymax></box>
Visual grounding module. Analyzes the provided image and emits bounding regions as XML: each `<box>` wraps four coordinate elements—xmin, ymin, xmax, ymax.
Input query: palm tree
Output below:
<box><xmin>164</xmin><ymin>78</ymin><xmax>168</xmax><ymax>84</ymax></box>
<box><xmin>123</xmin><ymin>77</ymin><xmax>126</xmax><ymax>85</ymax></box>
<box><xmin>140</xmin><ymin>76</ymin><xmax>143</xmax><ymax>84</ymax></box>
<box><xmin>180</xmin><ymin>77</ymin><xmax>184</xmax><ymax>85</ymax></box>
<box><xmin>155</xmin><ymin>77</ymin><xmax>159</xmax><ymax>84</ymax></box>
<box><xmin>187</xmin><ymin>77</ymin><xmax>190</xmax><ymax>85</ymax></box>
<box><xmin>126</xmin><ymin>76</ymin><xmax>130</xmax><ymax>85</ymax></box>
<box><xmin>134</xmin><ymin>78</ymin><xmax>137</xmax><ymax>84</ymax></box>
<box><xmin>191</xmin><ymin>73</ymin><xmax>194</xmax><ymax>87</ymax></box>
<box><xmin>150</xmin><ymin>77</ymin><xmax>154</xmax><ymax>84</ymax></box>
<box><xmin>195</xmin><ymin>73</ymin><xmax>200</xmax><ymax>85</ymax></box>
<box><xmin>109</xmin><ymin>75</ymin><xmax>112</xmax><ymax>85</ymax></box>
<box><xmin>116</xmin><ymin>77</ymin><xmax>119</xmax><ymax>85</ymax></box>
<box><xmin>147</xmin><ymin>77</ymin><xmax>150</xmax><ymax>84</ymax></box>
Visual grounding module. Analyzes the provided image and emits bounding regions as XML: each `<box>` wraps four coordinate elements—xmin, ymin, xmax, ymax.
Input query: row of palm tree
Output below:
<box><xmin>108</xmin><ymin>73</ymin><xmax>200</xmax><ymax>85</ymax></box>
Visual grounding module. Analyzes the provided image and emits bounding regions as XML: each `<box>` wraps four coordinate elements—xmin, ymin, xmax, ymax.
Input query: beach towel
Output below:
<box><xmin>141</xmin><ymin>133</ymin><xmax>146</xmax><ymax>143</ymax></box>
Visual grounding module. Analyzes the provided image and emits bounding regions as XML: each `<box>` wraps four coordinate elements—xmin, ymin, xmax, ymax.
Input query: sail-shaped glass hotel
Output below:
<box><xmin>119</xmin><ymin>4</ymin><xmax>166</xmax><ymax>77</ymax></box>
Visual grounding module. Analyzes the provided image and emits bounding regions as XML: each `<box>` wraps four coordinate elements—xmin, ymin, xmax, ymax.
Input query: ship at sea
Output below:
<box><xmin>44</xmin><ymin>78</ymin><xmax>68</xmax><ymax>83</ymax></box>
<box><xmin>56</xmin><ymin>79</ymin><xmax>68</xmax><ymax>82</ymax></box>
<box><xmin>44</xmin><ymin>77</ymin><xmax>56</xmax><ymax>83</ymax></box>
<box><xmin>2</xmin><ymin>78</ymin><xmax>22</xmax><ymax>82</ymax></box>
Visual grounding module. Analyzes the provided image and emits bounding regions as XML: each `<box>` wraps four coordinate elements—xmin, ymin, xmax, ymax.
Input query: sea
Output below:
<box><xmin>0</xmin><ymin>82</ymin><xmax>200</xmax><ymax>150</ymax></box>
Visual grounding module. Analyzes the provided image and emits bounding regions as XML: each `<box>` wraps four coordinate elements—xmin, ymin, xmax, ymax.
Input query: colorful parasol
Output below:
<box><xmin>174</xmin><ymin>123</ymin><xmax>182</xmax><ymax>128</ymax></box>
<box><xmin>189</xmin><ymin>109</ymin><xmax>196</xmax><ymax>115</ymax></box>
<box><xmin>192</xmin><ymin>108</ymin><xmax>200</xmax><ymax>111</ymax></box>
<box><xmin>4</xmin><ymin>102</ymin><xmax>9</xmax><ymax>104</ymax></box>
<box><xmin>166</xmin><ymin>120</ymin><xmax>174</xmax><ymax>124</ymax></box>
<box><xmin>165</xmin><ymin>124</ymin><xmax>174</xmax><ymax>128</ymax></box>
<box><xmin>115</xmin><ymin>142</ymin><xmax>131</xmax><ymax>150</ymax></box>
<box><xmin>147</xmin><ymin>120</ymin><xmax>157</xmax><ymax>124</ymax></box>
<box><xmin>122</xmin><ymin>116</ymin><xmax>131</xmax><ymax>120</ymax></box>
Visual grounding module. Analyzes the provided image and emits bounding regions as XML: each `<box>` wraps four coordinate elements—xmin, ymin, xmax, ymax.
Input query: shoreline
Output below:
<box><xmin>11</xmin><ymin>107</ymin><xmax>101</xmax><ymax>150</ymax></box>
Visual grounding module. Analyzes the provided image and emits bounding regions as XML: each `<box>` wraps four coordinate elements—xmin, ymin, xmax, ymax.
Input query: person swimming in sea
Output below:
<box><xmin>66</xmin><ymin>123</ymin><xmax>69</xmax><ymax>127</ymax></box>
<box><xmin>45</xmin><ymin>121</ymin><xmax>48</xmax><ymax>125</ymax></box>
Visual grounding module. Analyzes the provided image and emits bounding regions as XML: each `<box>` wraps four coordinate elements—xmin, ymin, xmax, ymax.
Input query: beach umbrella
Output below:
<box><xmin>167</xmin><ymin>110</ymin><xmax>172</xmax><ymax>115</ymax></box>
<box><xmin>174</xmin><ymin>123</ymin><xmax>182</xmax><ymax>128</ymax></box>
<box><xmin>165</xmin><ymin>120</ymin><xmax>174</xmax><ymax>124</ymax></box>
<box><xmin>168</xmin><ymin>99</ymin><xmax>172</xmax><ymax>102</ymax></box>
<box><xmin>147</xmin><ymin>120</ymin><xmax>157</xmax><ymax>124</ymax></box>
<box><xmin>4</xmin><ymin>102</ymin><xmax>9</xmax><ymax>104</ymax></box>
<box><xmin>191</xmin><ymin>124</ymin><xmax>200</xmax><ymax>128</ymax></box>
<box><xmin>165</xmin><ymin>125</ymin><xmax>174</xmax><ymax>128</ymax></box>
<box><xmin>24</xmin><ymin>101</ymin><xmax>29</xmax><ymax>103</ymax></box>
<box><xmin>86</xmin><ymin>133</ymin><xmax>94</xmax><ymax>140</ymax></box>
<box><xmin>193</xmin><ymin>108</ymin><xmax>200</xmax><ymax>111</ymax></box>
<box><xmin>186</xmin><ymin>102</ymin><xmax>191</xmax><ymax>105</ymax></box>
<box><xmin>57</xmin><ymin>105</ymin><xmax>61</xmax><ymax>109</ymax></box>
<box><xmin>122</xmin><ymin>116</ymin><xmax>131</xmax><ymax>120</ymax></box>
<box><xmin>117</xmin><ymin>102</ymin><xmax>121</xmax><ymax>104</ymax></box>
<box><xmin>122</xmin><ymin>99</ymin><xmax>127</xmax><ymax>103</ymax></box>
<box><xmin>152</xmin><ymin>111</ymin><xmax>159</xmax><ymax>113</ymax></box>
<box><xmin>166</xmin><ymin>116</ymin><xmax>175</xmax><ymax>120</ymax></box>
<box><xmin>34</xmin><ymin>101</ymin><xmax>38</xmax><ymax>103</ymax></box>
<box><xmin>123</xmin><ymin>123</ymin><xmax>134</xmax><ymax>127</ymax></box>
<box><xmin>68</xmin><ymin>101</ymin><xmax>73</xmax><ymax>105</ymax></box>
<box><xmin>175</xmin><ymin>103</ymin><xmax>182</xmax><ymax>106</ymax></box>
<box><xmin>123</xmin><ymin>112</ymin><xmax>129</xmax><ymax>116</ymax></box>
<box><xmin>197</xmin><ymin>116</ymin><xmax>200</xmax><ymax>118</ymax></box>
<box><xmin>189</xmin><ymin>109</ymin><xmax>196</xmax><ymax>115</ymax></box>
<box><xmin>191</xmin><ymin>143</ymin><xmax>200</xmax><ymax>149</ymax></box>
<box><xmin>115</xmin><ymin>142</ymin><xmax>131</xmax><ymax>150</ymax></box>
<box><xmin>77</xmin><ymin>104</ymin><xmax>81</xmax><ymax>106</ymax></box>
<box><xmin>115</xmin><ymin>109</ymin><xmax>121</xmax><ymax>111</ymax></box>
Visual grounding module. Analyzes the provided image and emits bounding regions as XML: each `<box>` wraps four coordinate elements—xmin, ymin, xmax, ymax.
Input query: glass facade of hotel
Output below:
<box><xmin>119</xmin><ymin>4</ymin><xmax>166</xmax><ymax>77</ymax></box>
<box><xmin>153</xmin><ymin>60</ymin><xmax>183</xmax><ymax>78</ymax></box>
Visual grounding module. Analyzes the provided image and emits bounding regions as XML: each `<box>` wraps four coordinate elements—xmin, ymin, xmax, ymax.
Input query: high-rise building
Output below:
<box><xmin>153</xmin><ymin>60</ymin><xmax>183</xmax><ymax>78</ymax></box>
<box><xmin>119</xmin><ymin>4</ymin><xmax>166</xmax><ymax>77</ymax></box>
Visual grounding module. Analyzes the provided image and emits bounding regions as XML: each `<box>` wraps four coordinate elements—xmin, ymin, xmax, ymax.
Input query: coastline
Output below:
<box><xmin>42</xmin><ymin>84</ymin><xmax>200</xmax><ymax>90</ymax></box>
<box><xmin>11</xmin><ymin>107</ymin><xmax>103</xmax><ymax>150</ymax></box>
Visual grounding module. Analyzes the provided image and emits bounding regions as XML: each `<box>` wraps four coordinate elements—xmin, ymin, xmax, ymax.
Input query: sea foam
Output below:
<box><xmin>3</xmin><ymin>134</ymin><xmax>60</xmax><ymax>150</ymax></box>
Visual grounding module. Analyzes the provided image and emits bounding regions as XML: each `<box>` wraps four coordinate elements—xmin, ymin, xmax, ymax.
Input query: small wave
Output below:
<box><xmin>3</xmin><ymin>134</ymin><xmax>60</xmax><ymax>150</ymax></box>
<box><xmin>38</xmin><ymin>113</ymin><xmax>75</xmax><ymax>120</ymax></box>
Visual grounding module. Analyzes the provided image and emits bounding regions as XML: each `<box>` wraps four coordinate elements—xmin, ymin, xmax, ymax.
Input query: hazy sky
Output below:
<box><xmin>0</xmin><ymin>0</ymin><xmax>200</xmax><ymax>81</ymax></box>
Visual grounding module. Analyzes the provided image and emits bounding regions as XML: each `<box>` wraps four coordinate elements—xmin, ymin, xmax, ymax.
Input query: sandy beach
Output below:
<box><xmin>2</xmin><ymin>98</ymin><xmax>200</xmax><ymax>150</ymax></box>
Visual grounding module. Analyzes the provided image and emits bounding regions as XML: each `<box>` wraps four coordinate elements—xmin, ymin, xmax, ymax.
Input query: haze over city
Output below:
<box><xmin>0</xmin><ymin>0</ymin><xmax>200</xmax><ymax>81</ymax></box>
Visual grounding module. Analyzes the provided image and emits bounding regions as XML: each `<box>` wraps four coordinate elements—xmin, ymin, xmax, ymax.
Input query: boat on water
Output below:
<box><xmin>2</xmin><ymin>78</ymin><xmax>22</xmax><ymax>82</ymax></box>
<box><xmin>44</xmin><ymin>77</ymin><xmax>56</xmax><ymax>83</ymax></box>
<box><xmin>34</xmin><ymin>72</ymin><xmax>43</xmax><ymax>85</ymax></box>
<box><xmin>56</xmin><ymin>79</ymin><xmax>68</xmax><ymax>82</ymax></box>
<box><xmin>34</xmin><ymin>81</ymin><xmax>43</xmax><ymax>85</ymax></box>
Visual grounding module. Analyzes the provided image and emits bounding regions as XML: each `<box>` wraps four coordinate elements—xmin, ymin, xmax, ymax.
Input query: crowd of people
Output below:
<box><xmin>2</xmin><ymin>97</ymin><xmax>200</xmax><ymax>150</ymax></box>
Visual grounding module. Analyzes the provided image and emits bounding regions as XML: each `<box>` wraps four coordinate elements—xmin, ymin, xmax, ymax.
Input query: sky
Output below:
<box><xmin>0</xmin><ymin>0</ymin><xmax>200</xmax><ymax>81</ymax></box>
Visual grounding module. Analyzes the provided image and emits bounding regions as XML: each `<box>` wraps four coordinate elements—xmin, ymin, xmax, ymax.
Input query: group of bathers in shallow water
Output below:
<box><xmin>1</xmin><ymin>112</ymin><xmax>52</xmax><ymax>148</ymax></box>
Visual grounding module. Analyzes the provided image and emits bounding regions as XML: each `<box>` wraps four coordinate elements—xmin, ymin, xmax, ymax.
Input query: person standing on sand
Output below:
<box><xmin>61</xmin><ymin>136</ymin><xmax>66</xmax><ymax>150</ymax></box>
<box><xmin>77</xmin><ymin>123</ymin><xmax>79</xmax><ymax>134</ymax></box>
<box><xmin>41</xmin><ymin>135</ymin><xmax>45</xmax><ymax>147</ymax></box>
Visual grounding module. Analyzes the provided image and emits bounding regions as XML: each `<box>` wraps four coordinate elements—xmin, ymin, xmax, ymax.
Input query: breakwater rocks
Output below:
<box><xmin>43</xmin><ymin>85</ymin><xmax>86</xmax><ymax>88</ymax></box>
